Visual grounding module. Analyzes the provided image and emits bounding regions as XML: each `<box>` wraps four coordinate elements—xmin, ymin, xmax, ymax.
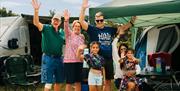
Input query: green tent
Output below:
<box><xmin>89</xmin><ymin>0</ymin><xmax>180</xmax><ymax>27</ymax></box>
<box><xmin>89</xmin><ymin>0</ymin><xmax>180</xmax><ymax>70</ymax></box>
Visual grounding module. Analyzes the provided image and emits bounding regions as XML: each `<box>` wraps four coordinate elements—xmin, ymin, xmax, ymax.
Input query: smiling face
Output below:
<box><xmin>95</xmin><ymin>12</ymin><xmax>105</xmax><ymax>29</ymax></box>
<box><xmin>120</xmin><ymin>45</ymin><xmax>127</xmax><ymax>53</ymax></box>
<box><xmin>118</xmin><ymin>44</ymin><xmax>128</xmax><ymax>57</ymax></box>
<box><xmin>51</xmin><ymin>18</ymin><xmax>61</xmax><ymax>29</ymax></box>
<box><xmin>72</xmin><ymin>20</ymin><xmax>81</xmax><ymax>35</ymax></box>
<box><xmin>90</xmin><ymin>42</ymin><xmax>100</xmax><ymax>55</ymax></box>
<box><xmin>126</xmin><ymin>50</ymin><xmax>134</xmax><ymax>59</ymax></box>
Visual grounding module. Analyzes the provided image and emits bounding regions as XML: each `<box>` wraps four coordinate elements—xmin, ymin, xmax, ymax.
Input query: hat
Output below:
<box><xmin>52</xmin><ymin>13</ymin><xmax>62</xmax><ymax>21</ymax></box>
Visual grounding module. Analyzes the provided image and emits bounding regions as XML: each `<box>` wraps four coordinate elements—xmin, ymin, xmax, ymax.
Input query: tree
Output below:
<box><xmin>49</xmin><ymin>9</ymin><xmax>55</xmax><ymax>17</ymax></box>
<box><xmin>0</xmin><ymin>7</ymin><xmax>17</xmax><ymax>17</ymax></box>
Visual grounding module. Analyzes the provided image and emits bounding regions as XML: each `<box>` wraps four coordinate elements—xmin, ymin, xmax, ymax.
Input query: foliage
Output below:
<box><xmin>49</xmin><ymin>9</ymin><xmax>55</xmax><ymax>17</ymax></box>
<box><xmin>0</xmin><ymin>7</ymin><xmax>17</xmax><ymax>17</ymax></box>
<box><xmin>105</xmin><ymin>20</ymin><xmax>133</xmax><ymax>48</ymax></box>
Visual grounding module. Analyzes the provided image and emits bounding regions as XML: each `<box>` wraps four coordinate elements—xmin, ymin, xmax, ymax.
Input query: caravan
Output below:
<box><xmin>0</xmin><ymin>15</ymin><xmax>43</xmax><ymax>65</ymax></box>
<box><xmin>0</xmin><ymin>16</ymin><xmax>30</xmax><ymax>56</ymax></box>
<box><xmin>0</xmin><ymin>14</ymin><xmax>79</xmax><ymax>64</ymax></box>
<box><xmin>0</xmin><ymin>15</ymin><xmax>43</xmax><ymax>84</ymax></box>
<box><xmin>0</xmin><ymin>14</ymin><xmax>79</xmax><ymax>84</ymax></box>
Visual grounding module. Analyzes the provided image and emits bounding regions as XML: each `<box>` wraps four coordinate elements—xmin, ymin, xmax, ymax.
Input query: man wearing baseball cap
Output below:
<box><xmin>32</xmin><ymin>0</ymin><xmax>64</xmax><ymax>91</ymax></box>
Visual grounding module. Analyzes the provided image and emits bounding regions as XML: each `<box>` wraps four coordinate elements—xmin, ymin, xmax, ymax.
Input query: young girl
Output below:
<box><xmin>119</xmin><ymin>49</ymin><xmax>142</xmax><ymax>91</ymax></box>
<box><xmin>77</xmin><ymin>41</ymin><xmax>105</xmax><ymax>91</ymax></box>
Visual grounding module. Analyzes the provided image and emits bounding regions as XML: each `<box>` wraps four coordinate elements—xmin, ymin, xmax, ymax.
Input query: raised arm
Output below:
<box><xmin>79</xmin><ymin>0</ymin><xmax>89</xmax><ymax>31</ymax></box>
<box><xmin>63</xmin><ymin>9</ymin><xmax>71</xmax><ymax>36</ymax></box>
<box><xmin>31</xmin><ymin>0</ymin><xmax>43</xmax><ymax>31</ymax></box>
<box><xmin>112</xmin><ymin>37</ymin><xmax>120</xmax><ymax>64</ymax></box>
<box><xmin>76</xmin><ymin>44</ymin><xmax>87</xmax><ymax>61</ymax></box>
<box><xmin>117</xmin><ymin>16</ymin><xmax>136</xmax><ymax>34</ymax></box>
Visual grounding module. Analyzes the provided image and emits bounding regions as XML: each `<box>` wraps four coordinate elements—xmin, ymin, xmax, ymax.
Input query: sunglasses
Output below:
<box><xmin>96</xmin><ymin>19</ymin><xmax>104</xmax><ymax>22</ymax></box>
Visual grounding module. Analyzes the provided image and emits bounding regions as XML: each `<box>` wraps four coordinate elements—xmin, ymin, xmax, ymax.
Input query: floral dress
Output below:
<box><xmin>119</xmin><ymin>58</ymin><xmax>143</xmax><ymax>91</ymax></box>
<box><xmin>84</xmin><ymin>54</ymin><xmax>104</xmax><ymax>70</ymax></box>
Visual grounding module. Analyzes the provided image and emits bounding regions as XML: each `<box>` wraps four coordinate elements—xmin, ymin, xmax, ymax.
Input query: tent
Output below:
<box><xmin>89</xmin><ymin>0</ymin><xmax>180</xmax><ymax>69</ymax></box>
<box><xmin>89</xmin><ymin>0</ymin><xmax>180</xmax><ymax>27</ymax></box>
<box><xmin>135</xmin><ymin>24</ymin><xmax>180</xmax><ymax>69</ymax></box>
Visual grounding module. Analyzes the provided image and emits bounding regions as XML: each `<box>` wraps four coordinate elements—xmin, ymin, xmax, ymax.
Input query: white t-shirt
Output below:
<box><xmin>112</xmin><ymin>37</ymin><xmax>141</xmax><ymax>79</ymax></box>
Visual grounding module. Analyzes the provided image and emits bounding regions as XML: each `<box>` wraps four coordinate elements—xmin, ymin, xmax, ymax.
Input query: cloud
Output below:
<box><xmin>0</xmin><ymin>0</ymin><xmax>111</xmax><ymax>16</ymax></box>
<box><xmin>89</xmin><ymin>1</ymin><xmax>101</xmax><ymax>7</ymax></box>
<box><xmin>61</xmin><ymin>0</ymin><xmax>101</xmax><ymax>7</ymax></box>
<box><xmin>61</xmin><ymin>0</ymin><xmax>81</xmax><ymax>5</ymax></box>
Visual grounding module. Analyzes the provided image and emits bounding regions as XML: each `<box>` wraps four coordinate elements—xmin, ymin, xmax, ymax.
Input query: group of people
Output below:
<box><xmin>31</xmin><ymin>0</ymin><xmax>142</xmax><ymax>91</ymax></box>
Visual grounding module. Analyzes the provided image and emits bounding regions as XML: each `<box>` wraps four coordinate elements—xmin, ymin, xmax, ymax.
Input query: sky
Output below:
<box><xmin>0</xmin><ymin>0</ymin><xmax>112</xmax><ymax>16</ymax></box>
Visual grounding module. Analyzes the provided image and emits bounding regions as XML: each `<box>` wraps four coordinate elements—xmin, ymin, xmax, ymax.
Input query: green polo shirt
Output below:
<box><xmin>41</xmin><ymin>24</ymin><xmax>64</xmax><ymax>56</ymax></box>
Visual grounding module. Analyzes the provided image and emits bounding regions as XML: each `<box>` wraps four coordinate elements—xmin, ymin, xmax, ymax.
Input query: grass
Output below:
<box><xmin>0</xmin><ymin>81</ymin><xmax>117</xmax><ymax>91</ymax></box>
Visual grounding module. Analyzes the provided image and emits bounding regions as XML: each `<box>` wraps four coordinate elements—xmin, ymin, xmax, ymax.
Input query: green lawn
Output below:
<box><xmin>0</xmin><ymin>81</ymin><xmax>117</xmax><ymax>91</ymax></box>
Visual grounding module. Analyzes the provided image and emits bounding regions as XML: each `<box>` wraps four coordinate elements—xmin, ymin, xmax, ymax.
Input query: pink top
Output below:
<box><xmin>63</xmin><ymin>21</ymin><xmax>85</xmax><ymax>63</ymax></box>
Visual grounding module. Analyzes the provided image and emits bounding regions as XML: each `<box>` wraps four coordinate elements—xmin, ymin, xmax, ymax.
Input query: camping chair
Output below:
<box><xmin>21</xmin><ymin>55</ymin><xmax>34</xmax><ymax>73</ymax></box>
<box><xmin>3</xmin><ymin>55</ymin><xmax>39</xmax><ymax>91</ymax></box>
<box><xmin>0</xmin><ymin>56</ymin><xmax>9</xmax><ymax>85</ymax></box>
<box><xmin>20</xmin><ymin>54</ymin><xmax>41</xmax><ymax>82</ymax></box>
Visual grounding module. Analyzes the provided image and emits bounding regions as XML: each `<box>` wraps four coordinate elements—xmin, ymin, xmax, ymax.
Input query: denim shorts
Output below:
<box><xmin>88</xmin><ymin>71</ymin><xmax>103</xmax><ymax>86</ymax></box>
<box><xmin>41</xmin><ymin>54</ymin><xmax>64</xmax><ymax>84</ymax></box>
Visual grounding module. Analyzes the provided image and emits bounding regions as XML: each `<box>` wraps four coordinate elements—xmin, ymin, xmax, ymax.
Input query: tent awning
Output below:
<box><xmin>89</xmin><ymin>0</ymin><xmax>180</xmax><ymax>26</ymax></box>
<box><xmin>107</xmin><ymin>13</ymin><xmax>180</xmax><ymax>27</ymax></box>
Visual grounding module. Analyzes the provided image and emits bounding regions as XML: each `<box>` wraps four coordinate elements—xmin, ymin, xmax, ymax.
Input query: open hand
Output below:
<box><xmin>31</xmin><ymin>0</ymin><xmax>41</xmax><ymax>10</ymax></box>
<box><xmin>63</xmin><ymin>9</ymin><xmax>70</xmax><ymax>21</ymax></box>
<box><xmin>82</xmin><ymin>0</ymin><xmax>89</xmax><ymax>9</ymax></box>
<box><xmin>121</xmin><ymin>52</ymin><xmax>126</xmax><ymax>58</ymax></box>
<box><xmin>131</xmin><ymin>16</ymin><xmax>137</xmax><ymax>23</ymax></box>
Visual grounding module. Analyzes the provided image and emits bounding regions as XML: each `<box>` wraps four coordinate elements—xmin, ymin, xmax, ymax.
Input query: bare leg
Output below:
<box><xmin>103</xmin><ymin>80</ymin><xmax>112</xmax><ymax>91</ymax></box>
<box><xmin>54</xmin><ymin>83</ymin><xmax>62</xmax><ymax>91</ymax></box>
<box><xmin>65</xmin><ymin>84</ymin><xmax>72</xmax><ymax>91</ymax></box>
<box><xmin>89</xmin><ymin>85</ymin><xmax>97</xmax><ymax>91</ymax></box>
<box><xmin>44</xmin><ymin>88</ymin><xmax>50</xmax><ymax>91</ymax></box>
<box><xmin>127</xmin><ymin>82</ymin><xmax>136</xmax><ymax>91</ymax></box>
<box><xmin>44</xmin><ymin>84</ymin><xmax>52</xmax><ymax>91</ymax></box>
<box><xmin>135</xmin><ymin>86</ymin><xmax>139</xmax><ymax>91</ymax></box>
<box><xmin>97</xmin><ymin>85</ymin><xmax>102</xmax><ymax>91</ymax></box>
<box><xmin>74</xmin><ymin>82</ymin><xmax>81</xmax><ymax>91</ymax></box>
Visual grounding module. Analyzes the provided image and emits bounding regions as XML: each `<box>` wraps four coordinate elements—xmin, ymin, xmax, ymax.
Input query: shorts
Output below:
<box><xmin>41</xmin><ymin>54</ymin><xmax>64</xmax><ymax>84</ymax></box>
<box><xmin>82</xmin><ymin>68</ymin><xmax>89</xmax><ymax>81</ymax></box>
<box><xmin>104</xmin><ymin>59</ymin><xmax>114</xmax><ymax>80</ymax></box>
<box><xmin>64</xmin><ymin>63</ymin><xmax>83</xmax><ymax>84</ymax></box>
<box><xmin>88</xmin><ymin>71</ymin><xmax>103</xmax><ymax>86</ymax></box>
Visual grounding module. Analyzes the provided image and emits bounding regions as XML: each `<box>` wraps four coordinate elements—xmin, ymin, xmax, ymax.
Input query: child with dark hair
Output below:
<box><xmin>77</xmin><ymin>41</ymin><xmax>105</xmax><ymax>91</ymax></box>
<box><xmin>119</xmin><ymin>49</ymin><xmax>143</xmax><ymax>91</ymax></box>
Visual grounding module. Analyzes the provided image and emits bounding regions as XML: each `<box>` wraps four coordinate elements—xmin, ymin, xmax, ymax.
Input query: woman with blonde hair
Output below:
<box><xmin>63</xmin><ymin>9</ymin><xmax>85</xmax><ymax>91</ymax></box>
